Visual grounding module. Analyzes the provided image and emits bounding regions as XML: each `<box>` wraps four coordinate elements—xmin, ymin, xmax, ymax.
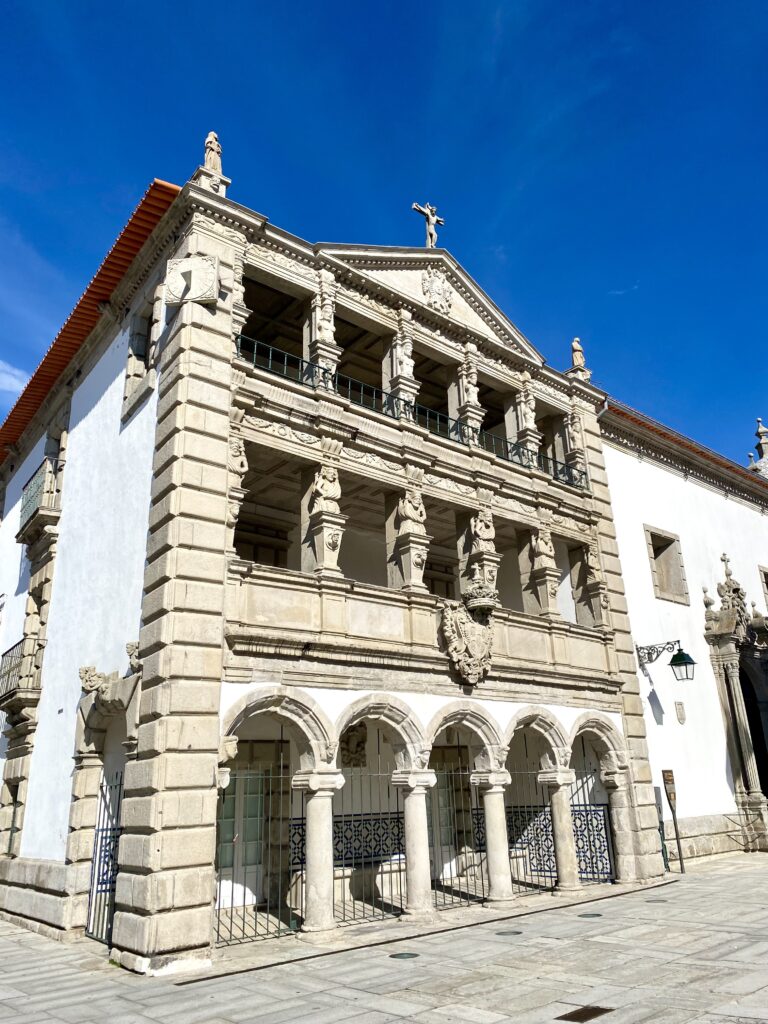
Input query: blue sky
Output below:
<box><xmin>1</xmin><ymin>1</ymin><xmax>766</xmax><ymax>465</ymax></box>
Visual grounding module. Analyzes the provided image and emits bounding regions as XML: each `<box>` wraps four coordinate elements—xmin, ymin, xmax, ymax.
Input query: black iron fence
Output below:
<box><xmin>236</xmin><ymin>336</ymin><xmax>587</xmax><ymax>489</ymax></box>
<box><xmin>0</xmin><ymin>640</ymin><xmax>25</xmax><ymax>700</ymax></box>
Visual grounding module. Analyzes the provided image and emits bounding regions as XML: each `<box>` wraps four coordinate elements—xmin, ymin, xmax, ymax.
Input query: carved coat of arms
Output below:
<box><xmin>421</xmin><ymin>267</ymin><xmax>453</xmax><ymax>315</ymax></box>
<box><xmin>440</xmin><ymin>575</ymin><xmax>497</xmax><ymax>688</ymax></box>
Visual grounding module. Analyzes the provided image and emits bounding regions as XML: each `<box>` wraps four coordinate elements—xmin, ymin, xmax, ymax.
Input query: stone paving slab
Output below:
<box><xmin>1</xmin><ymin>855</ymin><xmax>768</xmax><ymax>1022</ymax></box>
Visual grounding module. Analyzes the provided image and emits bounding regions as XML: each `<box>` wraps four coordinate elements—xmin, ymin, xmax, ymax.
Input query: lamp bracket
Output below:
<box><xmin>636</xmin><ymin>640</ymin><xmax>680</xmax><ymax>666</ymax></box>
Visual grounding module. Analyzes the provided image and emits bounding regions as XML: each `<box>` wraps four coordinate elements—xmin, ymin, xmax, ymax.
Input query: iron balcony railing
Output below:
<box><xmin>0</xmin><ymin>639</ymin><xmax>25</xmax><ymax>700</ymax></box>
<box><xmin>237</xmin><ymin>335</ymin><xmax>587</xmax><ymax>489</ymax></box>
<box><xmin>19</xmin><ymin>457</ymin><xmax>59</xmax><ymax>529</ymax></box>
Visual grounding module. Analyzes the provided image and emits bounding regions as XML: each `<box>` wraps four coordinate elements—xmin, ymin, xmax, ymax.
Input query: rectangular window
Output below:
<box><xmin>644</xmin><ymin>526</ymin><xmax>689</xmax><ymax>604</ymax></box>
<box><xmin>760</xmin><ymin>567</ymin><xmax>768</xmax><ymax>613</ymax></box>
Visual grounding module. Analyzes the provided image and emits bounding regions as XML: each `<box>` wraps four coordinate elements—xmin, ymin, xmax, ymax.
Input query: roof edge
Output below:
<box><xmin>0</xmin><ymin>178</ymin><xmax>181</xmax><ymax>465</ymax></box>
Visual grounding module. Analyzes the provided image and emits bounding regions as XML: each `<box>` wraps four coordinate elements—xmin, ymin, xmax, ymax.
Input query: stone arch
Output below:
<box><xmin>335</xmin><ymin>694</ymin><xmax>427</xmax><ymax>770</ymax></box>
<box><xmin>425</xmin><ymin>700</ymin><xmax>505</xmax><ymax>770</ymax></box>
<box><xmin>222</xmin><ymin>685</ymin><xmax>336</xmax><ymax>770</ymax></box>
<box><xmin>568</xmin><ymin>713</ymin><xmax>628</xmax><ymax>774</ymax></box>
<box><xmin>504</xmin><ymin>705</ymin><xmax>571</xmax><ymax>766</ymax></box>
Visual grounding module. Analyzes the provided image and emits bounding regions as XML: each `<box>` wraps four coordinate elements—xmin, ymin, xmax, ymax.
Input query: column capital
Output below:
<box><xmin>292</xmin><ymin>769</ymin><xmax>345</xmax><ymax>795</ymax></box>
<box><xmin>538</xmin><ymin>766</ymin><xmax>575</xmax><ymax>790</ymax></box>
<box><xmin>391</xmin><ymin>768</ymin><xmax>437</xmax><ymax>792</ymax></box>
<box><xmin>470</xmin><ymin>769</ymin><xmax>510</xmax><ymax>792</ymax></box>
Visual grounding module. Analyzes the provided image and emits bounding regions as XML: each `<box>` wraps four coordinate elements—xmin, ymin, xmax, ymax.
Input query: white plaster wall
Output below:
<box><xmin>604</xmin><ymin>441</ymin><xmax>768</xmax><ymax>821</ymax></box>
<box><xmin>20</xmin><ymin>326</ymin><xmax>157</xmax><ymax>860</ymax></box>
<box><xmin>0</xmin><ymin>436</ymin><xmax>47</xmax><ymax>769</ymax></box>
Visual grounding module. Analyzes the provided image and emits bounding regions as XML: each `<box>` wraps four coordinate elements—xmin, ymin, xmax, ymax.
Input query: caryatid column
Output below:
<box><xmin>384</xmin><ymin>308</ymin><xmax>420</xmax><ymax>416</ymax></box>
<box><xmin>457</xmin><ymin>509</ymin><xmax>502</xmax><ymax>596</ymax></box>
<box><xmin>471</xmin><ymin>770</ymin><xmax>515</xmax><ymax>904</ymax></box>
<box><xmin>292</xmin><ymin>769</ymin><xmax>345</xmax><ymax>932</ymax></box>
<box><xmin>530</xmin><ymin>525</ymin><xmax>561</xmax><ymax>618</ymax></box>
<box><xmin>300</xmin><ymin>462</ymin><xmax>347</xmax><ymax>577</ymax></box>
<box><xmin>515</xmin><ymin>371</ymin><xmax>543</xmax><ymax>458</ymax></box>
<box><xmin>457</xmin><ymin>341</ymin><xmax>484</xmax><ymax>443</ymax></box>
<box><xmin>385</xmin><ymin>488</ymin><xmax>432</xmax><ymax>592</ymax></box>
<box><xmin>538</xmin><ymin>752</ymin><xmax>581</xmax><ymax>892</ymax></box>
<box><xmin>392</xmin><ymin>768</ymin><xmax>437</xmax><ymax>917</ymax></box>
<box><xmin>306</xmin><ymin>268</ymin><xmax>342</xmax><ymax>387</ymax></box>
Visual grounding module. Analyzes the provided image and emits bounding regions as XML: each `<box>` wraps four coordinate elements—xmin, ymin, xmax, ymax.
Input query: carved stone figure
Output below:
<box><xmin>398</xmin><ymin>490</ymin><xmax>427</xmax><ymax>535</ymax></box>
<box><xmin>228</xmin><ymin>436</ymin><xmax>248</xmax><ymax>484</ymax></box>
<box><xmin>534</xmin><ymin>526</ymin><xmax>556</xmax><ymax>568</ymax></box>
<box><xmin>586</xmin><ymin>544</ymin><xmax>602</xmax><ymax>580</ymax></box>
<box><xmin>310</xmin><ymin>465</ymin><xmax>341</xmax><ymax>514</ymax></box>
<box><xmin>571</xmin><ymin>337</ymin><xmax>585</xmax><ymax>369</ymax></box>
<box><xmin>520</xmin><ymin>387</ymin><xmax>537</xmax><ymax>431</ymax></box>
<box><xmin>412</xmin><ymin>201</ymin><xmax>445</xmax><ymax>248</ymax></box>
<box><xmin>470</xmin><ymin>510</ymin><xmax>496</xmax><ymax>553</ymax></box>
<box><xmin>397</xmin><ymin>335</ymin><xmax>415</xmax><ymax>379</ymax></box>
<box><xmin>204</xmin><ymin>131</ymin><xmax>222</xmax><ymax>174</ymax></box>
<box><xmin>421</xmin><ymin>267</ymin><xmax>452</xmax><ymax>314</ymax></box>
<box><xmin>462</xmin><ymin>357</ymin><xmax>479</xmax><ymax>407</ymax></box>
<box><xmin>316</xmin><ymin>269</ymin><xmax>336</xmax><ymax>345</ymax></box>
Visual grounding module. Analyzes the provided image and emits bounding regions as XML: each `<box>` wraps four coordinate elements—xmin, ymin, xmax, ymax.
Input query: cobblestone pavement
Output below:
<box><xmin>1</xmin><ymin>855</ymin><xmax>768</xmax><ymax>1024</ymax></box>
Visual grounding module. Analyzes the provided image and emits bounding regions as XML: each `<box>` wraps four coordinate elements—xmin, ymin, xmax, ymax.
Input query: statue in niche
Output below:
<box><xmin>310</xmin><ymin>465</ymin><xmax>341</xmax><ymax>514</ymax></box>
<box><xmin>340</xmin><ymin>721</ymin><xmax>367</xmax><ymax>767</ymax></box>
<box><xmin>470</xmin><ymin>510</ymin><xmax>495</xmax><ymax>553</ymax></box>
<box><xmin>412</xmin><ymin>201</ymin><xmax>445</xmax><ymax>248</ymax></box>
<box><xmin>534</xmin><ymin>526</ymin><xmax>556</xmax><ymax>568</ymax></box>
<box><xmin>586</xmin><ymin>544</ymin><xmax>602</xmax><ymax>580</ymax></box>
<box><xmin>204</xmin><ymin>131</ymin><xmax>222</xmax><ymax>174</ymax></box>
<box><xmin>398</xmin><ymin>490</ymin><xmax>427</xmax><ymax>535</ymax></box>
<box><xmin>571</xmin><ymin>337</ymin><xmax>585</xmax><ymax>369</ymax></box>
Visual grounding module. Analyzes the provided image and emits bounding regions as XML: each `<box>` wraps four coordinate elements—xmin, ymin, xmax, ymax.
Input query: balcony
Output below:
<box><xmin>224</xmin><ymin>563</ymin><xmax>618</xmax><ymax>686</ymax></box>
<box><xmin>17</xmin><ymin>458</ymin><xmax>60</xmax><ymax>546</ymax></box>
<box><xmin>236</xmin><ymin>337</ymin><xmax>587</xmax><ymax>490</ymax></box>
<box><xmin>0</xmin><ymin>640</ymin><xmax>25</xmax><ymax>701</ymax></box>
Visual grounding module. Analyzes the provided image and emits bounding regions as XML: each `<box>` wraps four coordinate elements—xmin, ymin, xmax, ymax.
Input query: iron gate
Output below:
<box><xmin>502</xmin><ymin>769</ymin><xmax>557</xmax><ymax>891</ymax></box>
<box><xmin>330</xmin><ymin>765</ymin><xmax>407</xmax><ymax>924</ymax></box>
<box><xmin>571</xmin><ymin>770</ymin><xmax>615</xmax><ymax>882</ymax></box>
<box><xmin>430</xmin><ymin>767</ymin><xmax>486</xmax><ymax>908</ymax></box>
<box><xmin>215</xmin><ymin>766</ymin><xmax>302</xmax><ymax>945</ymax></box>
<box><xmin>85</xmin><ymin>770</ymin><xmax>123</xmax><ymax>945</ymax></box>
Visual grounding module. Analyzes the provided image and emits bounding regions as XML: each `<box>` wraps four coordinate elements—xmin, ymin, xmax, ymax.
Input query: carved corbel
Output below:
<box><xmin>217</xmin><ymin>735</ymin><xmax>239</xmax><ymax>790</ymax></box>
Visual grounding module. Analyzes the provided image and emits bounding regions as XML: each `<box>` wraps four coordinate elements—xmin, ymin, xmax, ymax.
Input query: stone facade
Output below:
<box><xmin>0</xmin><ymin>144</ymin><xmax>765</xmax><ymax>974</ymax></box>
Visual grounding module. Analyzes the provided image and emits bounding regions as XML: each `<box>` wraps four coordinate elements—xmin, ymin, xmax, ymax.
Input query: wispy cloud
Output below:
<box><xmin>0</xmin><ymin>359</ymin><xmax>28</xmax><ymax>395</ymax></box>
<box><xmin>608</xmin><ymin>282</ymin><xmax>640</xmax><ymax>296</ymax></box>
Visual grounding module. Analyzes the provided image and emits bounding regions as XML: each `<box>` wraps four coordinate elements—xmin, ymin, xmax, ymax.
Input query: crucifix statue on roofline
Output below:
<box><xmin>412</xmin><ymin>201</ymin><xmax>444</xmax><ymax>248</ymax></box>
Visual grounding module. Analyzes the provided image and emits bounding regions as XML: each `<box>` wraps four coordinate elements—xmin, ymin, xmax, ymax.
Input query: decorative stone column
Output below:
<box><xmin>386</xmin><ymin>489</ymin><xmax>431</xmax><ymax>592</ymax></box>
<box><xmin>457</xmin><ymin>509</ymin><xmax>502</xmax><ymax>597</ymax></box>
<box><xmin>305</xmin><ymin>268</ymin><xmax>341</xmax><ymax>386</ymax></box>
<box><xmin>564</xmin><ymin>407</ymin><xmax>588</xmax><ymax>480</ymax></box>
<box><xmin>584</xmin><ymin>540</ymin><xmax>611</xmax><ymax>629</ymax></box>
<box><xmin>457</xmin><ymin>342</ymin><xmax>484</xmax><ymax>444</ymax></box>
<box><xmin>226</xmin><ymin>432</ymin><xmax>248</xmax><ymax>555</ymax></box>
<box><xmin>471</xmin><ymin>770</ymin><xmax>515</xmax><ymax>905</ymax></box>
<box><xmin>539</xmin><ymin>757</ymin><xmax>581</xmax><ymax>892</ymax></box>
<box><xmin>385</xmin><ymin>308</ymin><xmax>420</xmax><ymax>416</ymax></box>
<box><xmin>392</xmin><ymin>768</ymin><xmax>436</xmax><ymax>918</ymax></box>
<box><xmin>530</xmin><ymin>526</ymin><xmax>561</xmax><ymax>617</ymax></box>
<box><xmin>301</xmin><ymin>463</ymin><xmax>347</xmax><ymax>577</ymax></box>
<box><xmin>516</xmin><ymin>372</ymin><xmax>543</xmax><ymax>454</ymax></box>
<box><xmin>292</xmin><ymin>769</ymin><xmax>344</xmax><ymax>932</ymax></box>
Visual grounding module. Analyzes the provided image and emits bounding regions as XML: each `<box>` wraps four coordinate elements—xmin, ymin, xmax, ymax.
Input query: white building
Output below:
<box><xmin>0</xmin><ymin>140</ymin><xmax>764</xmax><ymax>973</ymax></box>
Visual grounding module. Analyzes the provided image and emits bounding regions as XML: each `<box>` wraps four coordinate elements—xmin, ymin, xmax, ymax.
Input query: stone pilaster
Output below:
<box><xmin>110</xmin><ymin>212</ymin><xmax>240</xmax><ymax>974</ymax></box>
<box><xmin>582</xmin><ymin>398</ymin><xmax>664</xmax><ymax>881</ymax></box>
<box><xmin>392</xmin><ymin>769</ymin><xmax>436</xmax><ymax>918</ymax></box>
<box><xmin>292</xmin><ymin>769</ymin><xmax>344</xmax><ymax>932</ymax></box>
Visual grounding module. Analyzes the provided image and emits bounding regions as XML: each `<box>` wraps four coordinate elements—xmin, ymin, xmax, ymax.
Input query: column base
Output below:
<box><xmin>553</xmin><ymin>883</ymin><xmax>583</xmax><ymax>894</ymax></box>
<box><xmin>110</xmin><ymin>947</ymin><xmax>212</xmax><ymax>976</ymax></box>
<box><xmin>483</xmin><ymin>897</ymin><xmax>517</xmax><ymax>909</ymax></box>
<box><xmin>399</xmin><ymin>907</ymin><xmax>439</xmax><ymax>924</ymax></box>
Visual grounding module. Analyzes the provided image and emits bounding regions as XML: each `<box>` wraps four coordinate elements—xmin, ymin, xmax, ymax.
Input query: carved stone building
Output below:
<box><xmin>0</xmin><ymin>143</ymin><xmax>763</xmax><ymax>973</ymax></box>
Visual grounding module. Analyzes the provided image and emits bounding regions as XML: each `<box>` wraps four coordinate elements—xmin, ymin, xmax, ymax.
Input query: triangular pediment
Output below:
<box><xmin>316</xmin><ymin>245</ymin><xmax>544</xmax><ymax>365</ymax></box>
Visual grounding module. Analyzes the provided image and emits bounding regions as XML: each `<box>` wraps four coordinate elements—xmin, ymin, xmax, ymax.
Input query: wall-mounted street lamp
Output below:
<box><xmin>636</xmin><ymin>640</ymin><xmax>696</xmax><ymax>682</ymax></box>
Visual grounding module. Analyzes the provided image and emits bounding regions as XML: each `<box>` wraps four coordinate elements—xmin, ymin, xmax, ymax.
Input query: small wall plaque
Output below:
<box><xmin>675</xmin><ymin>701</ymin><xmax>686</xmax><ymax>724</ymax></box>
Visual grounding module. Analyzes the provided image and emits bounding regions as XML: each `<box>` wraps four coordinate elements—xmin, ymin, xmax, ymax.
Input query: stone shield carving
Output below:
<box><xmin>441</xmin><ymin>602</ymin><xmax>494</xmax><ymax>688</ymax></box>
